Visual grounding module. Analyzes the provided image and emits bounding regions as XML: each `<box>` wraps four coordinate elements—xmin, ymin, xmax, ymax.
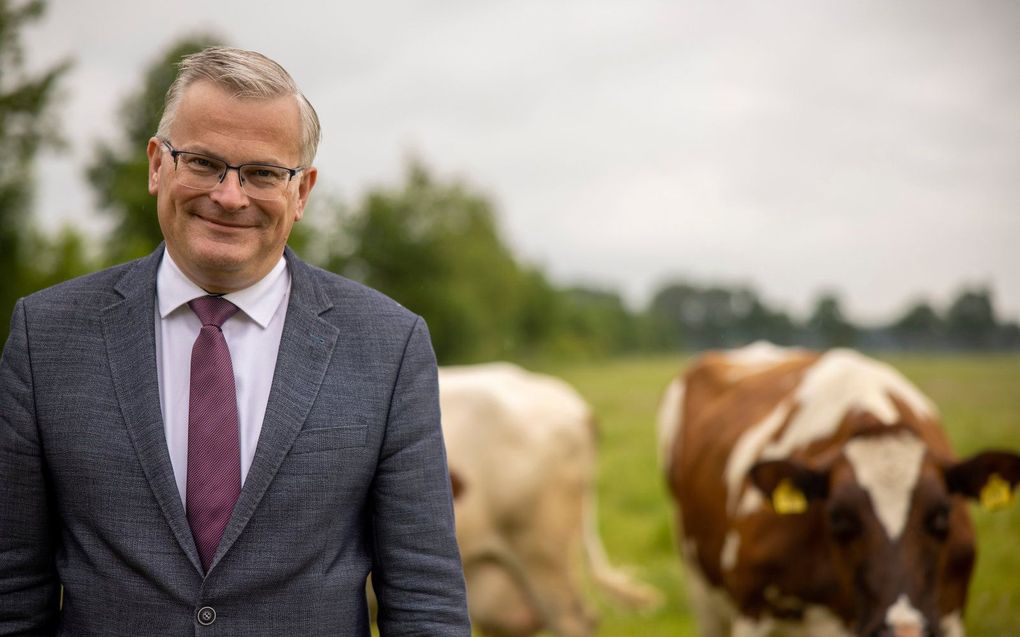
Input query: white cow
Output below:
<box><xmin>439</xmin><ymin>363</ymin><xmax>661</xmax><ymax>637</ymax></box>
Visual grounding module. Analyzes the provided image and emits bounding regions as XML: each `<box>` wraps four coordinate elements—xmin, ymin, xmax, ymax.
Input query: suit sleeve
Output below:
<box><xmin>370</xmin><ymin>317</ymin><xmax>471</xmax><ymax>636</ymax></box>
<box><xmin>0</xmin><ymin>299</ymin><xmax>61</xmax><ymax>634</ymax></box>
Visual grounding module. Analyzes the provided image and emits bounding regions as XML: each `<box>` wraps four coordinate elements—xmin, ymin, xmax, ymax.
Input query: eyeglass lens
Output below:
<box><xmin>174</xmin><ymin>152</ymin><xmax>292</xmax><ymax>200</ymax></box>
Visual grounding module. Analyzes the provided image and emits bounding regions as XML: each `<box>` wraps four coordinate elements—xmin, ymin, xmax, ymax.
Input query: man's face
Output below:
<box><xmin>147</xmin><ymin>80</ymin><xmax>317</xmax><ymax>293</ymax></box>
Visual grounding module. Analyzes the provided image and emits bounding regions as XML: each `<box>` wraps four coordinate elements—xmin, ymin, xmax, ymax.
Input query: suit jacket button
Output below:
<box><xmin>197</xmin><ymin>606</ymin><xmax>216</xmax><ymax>626</ymax></box>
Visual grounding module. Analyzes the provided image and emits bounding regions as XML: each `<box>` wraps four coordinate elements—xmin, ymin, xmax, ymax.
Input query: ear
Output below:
<box><xmin>293</xmin><ymin>165</ymin><xmax>318</xmax><ymax>221</ymax></box>
<box><xmin>945</xmin><ymin>450</ymin><xmax>1020</xmax><ymax>511</ymax></box>
<box><xmin>750</xmin><ymin>460</ymin><xmax>829</xmax><ymax>515</ymax></box>
<box><xmin>147</xmin><ymin>137</ymin><xmax>164</xmax><ymax>195</ymax></box>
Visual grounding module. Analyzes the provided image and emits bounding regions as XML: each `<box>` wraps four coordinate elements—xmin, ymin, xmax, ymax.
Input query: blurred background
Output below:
<box><xmin>3</xmin><ymin>1</ymin><xmax>1019</xmax><ymax>634</ymax></box>
<box><xmin>5</xmin><ymin>0</ymin><xmax>1020</xmax><ymax>360</ymax></box>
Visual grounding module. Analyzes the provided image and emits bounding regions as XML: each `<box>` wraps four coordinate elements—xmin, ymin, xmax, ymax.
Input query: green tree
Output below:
<box><xmin>333</xmin><ymin>160</ymin><xmax>596</xmax><ymax>363</ymax></box>
<box><xmin>514</xmin><ymin>266</ymin><xmax>571</xmax><ymax>359</ymax></box>
<box><xmin>945</xmin><ymin>287</ymin><xmax>999</xmax><ymax>350</ymax></box>
<box><xmin>87</xmin><ymin>34</ymin><xmax>222</xmax><ymax>264</ymax></box>
<box><xmin>19</xmin><ymin>225</ymin><xmax>95</xmax><ymax>293</ymax></box>
<box><xmin>806</xmin><ymin>291</ymin><xmax>858</xmax><ymax>348</ymax></box>
<box><xmin>736</xmin><ymin>298</ymin><xmax>798</xmax><ymax>346</ymax></box>
<box><xmin>646</xmin><ymin>282</ymin><xmax>697</xmax><ymax>350</ymax></box>
<box><xmin>0</xmin><ymin>0</ymin><xmax>71</xmax><ymax>343</ymax></box>
<box><xmin>889</xmin><ymin>300</ymin><xmax>943</xmax><ymax>350</ymax></box>
<box><xmin>336</xmin><ymin>161</ymin><xmax>525</xmax><ymax>362</ymax></box>
<box><xmin>646</xmin><ymin>280</ymin><xmax>795</xmax><ymax>350</ymax></box>
<box><xmin>560</xmin><ymin>287</ymin><xmax>642</xmax><ymax>357</ymax></box>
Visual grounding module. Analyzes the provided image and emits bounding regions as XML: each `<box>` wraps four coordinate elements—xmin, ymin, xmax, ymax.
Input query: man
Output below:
<box><xmin>0</xmin><ymin>47</ymin><xmax>470</xmax><ymax>636</ymax></box>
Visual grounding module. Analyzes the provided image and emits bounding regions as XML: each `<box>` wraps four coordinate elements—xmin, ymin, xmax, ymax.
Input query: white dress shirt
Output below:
<box><xmin>155</xmin><ymin>249</ymin><xmax>291</xmax><ymax>504</ymax></box>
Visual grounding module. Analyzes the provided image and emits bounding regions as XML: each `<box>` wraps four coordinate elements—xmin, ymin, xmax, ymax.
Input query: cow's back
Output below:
<box><xmin>439</xmin><ymin>362</ymin><xmax>595</xmax><ymax>519</ymax></box>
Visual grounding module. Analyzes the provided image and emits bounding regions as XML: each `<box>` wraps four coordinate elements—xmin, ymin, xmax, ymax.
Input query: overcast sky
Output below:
<box><xmin>23</xmin><ymin>0</ymin><xmax>1020</xmax><ymax>323</ymax></box>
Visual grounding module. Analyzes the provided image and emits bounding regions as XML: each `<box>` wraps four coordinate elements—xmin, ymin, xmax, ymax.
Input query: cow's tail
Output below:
<box><xmin>582</xmin><ymin>489</ymin><xmax>664</xmax><ymax>611</ymax></box>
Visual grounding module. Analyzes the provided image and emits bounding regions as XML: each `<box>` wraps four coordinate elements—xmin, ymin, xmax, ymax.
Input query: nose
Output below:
<box><xmin>209</xmin><ymin>167</ymin><xmax>249</xmax><ymax>210</ymax></box>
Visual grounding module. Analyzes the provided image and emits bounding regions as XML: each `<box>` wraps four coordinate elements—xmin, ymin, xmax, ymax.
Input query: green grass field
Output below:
<box><xmin>532</xmin><ymin>353</ymin><xmax>1020</xmax><ymax>637</ymax></box>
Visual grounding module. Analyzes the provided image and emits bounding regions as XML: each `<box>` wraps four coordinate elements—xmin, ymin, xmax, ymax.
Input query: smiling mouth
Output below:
<box><xmin>195</xmin><ymin>214</ymin><xmax>252</xmax><ymax>230</ymax></box>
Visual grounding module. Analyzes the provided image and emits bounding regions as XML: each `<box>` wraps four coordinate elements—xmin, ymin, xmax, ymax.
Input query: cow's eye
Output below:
<box><xmin>827</xmin><ymin>508</ymin><xmax>861</xmax><ymax>542</ymax></box>
<box><xmin>926</xmin><ymin>504</ymin><xmax>950</xmax><ymax>541</ymax></box>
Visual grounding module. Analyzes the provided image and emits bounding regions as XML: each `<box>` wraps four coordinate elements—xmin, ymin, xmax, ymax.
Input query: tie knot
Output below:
<box><xmin>188</xmin><ymin>296</ymin><xmax>239</xmax><ymax>328</ymax></box>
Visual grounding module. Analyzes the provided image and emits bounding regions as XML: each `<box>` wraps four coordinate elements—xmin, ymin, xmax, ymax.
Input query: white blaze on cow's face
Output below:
<box><xmin>844</xmin><ymin>431</ymin><xmax>927</xmax><ymax>540</ymax></box>
<box><xmin>820</xmin><ymin>429</ymin><xmax>977</xmax><ymax>637</ymax></box>
<box><xmin>749</xmin><ymin>425</ymin><xmax>981</xmax><ymax>637</ymax></box>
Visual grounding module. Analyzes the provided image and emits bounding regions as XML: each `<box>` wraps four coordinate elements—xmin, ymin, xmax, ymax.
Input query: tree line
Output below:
<box><xmin>2</xmin><ymin>9</ymin><xmax>1017</xmax><ymax>362</ymax></box>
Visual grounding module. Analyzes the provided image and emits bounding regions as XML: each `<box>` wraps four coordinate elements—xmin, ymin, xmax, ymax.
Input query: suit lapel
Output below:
<box><xmin>211</xmin><ymin>250</ymin><xmax>339</xmax><ymax>571</ymax></box>
<box><xmin>102</xmin><ymin>246</ymin><xmax>204</xmax><ymax>573</ymax></box>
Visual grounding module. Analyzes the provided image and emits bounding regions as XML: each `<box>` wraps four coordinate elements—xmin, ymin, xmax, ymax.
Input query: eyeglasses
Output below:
<box><xmin>160</xmin><ymin>139</ymin><xmax>305</xmax><ymax>201</ymax></box>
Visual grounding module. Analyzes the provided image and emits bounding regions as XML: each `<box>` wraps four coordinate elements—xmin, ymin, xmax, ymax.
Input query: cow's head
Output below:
<box><xmin>750</xmin><ymin>427</ymin><xmax>1020</xmax><ymax>637</ymax></box>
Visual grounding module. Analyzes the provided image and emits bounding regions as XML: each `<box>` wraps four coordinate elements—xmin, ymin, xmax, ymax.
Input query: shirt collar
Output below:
<box><xmin>157</xmin><ymin>248</ymin><xmax>290</xmax><ymax>328</ymax></box>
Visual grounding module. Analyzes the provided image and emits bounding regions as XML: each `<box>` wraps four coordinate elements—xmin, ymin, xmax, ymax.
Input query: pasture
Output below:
<box><xmin>530</xmin><ymin>353</ymin><xmax>1020</xmax><ymax>637</ymax></box>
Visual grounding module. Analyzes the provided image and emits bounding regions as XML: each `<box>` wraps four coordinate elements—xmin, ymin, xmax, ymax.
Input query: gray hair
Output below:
<box><xmin>156</xmin><ymin>47</ymin><xmax>321</xmax><ymax>165</ymax></box>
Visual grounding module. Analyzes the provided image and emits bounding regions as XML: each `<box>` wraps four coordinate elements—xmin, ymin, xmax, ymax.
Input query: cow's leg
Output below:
<box><xmin>512</xmin><ymin>547</ymin><xmax>594</xmax><ymax>637</ymax></box>
<box><xmin>506</xmin><ymin>480</ymin><xmax>597</xmax><ymax>637</ymax></box>
<box><xmin>462</xmin><ymin>555</ymin><xmax>542</xmax><ymax>637</ymax></box>
<box><xmin>463</xmin><ymin>533</ymin><xmax>592</xmax><ymax>637</ymax></box>
<box><xmin>456</xmin><ymin>484</ymin><xmax>581</xmax><ymax>636</ymax></box>
<box><xmin>682</xmin><ymin>557</ymin><xmax>736</xmax><ymax>637</ymax></box>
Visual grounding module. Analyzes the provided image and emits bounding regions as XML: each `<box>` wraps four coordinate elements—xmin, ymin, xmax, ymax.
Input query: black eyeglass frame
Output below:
<box><xmin>159</xmin><ymin>138</ymin><xmax>306</xmax><ymax>189</ymax></box>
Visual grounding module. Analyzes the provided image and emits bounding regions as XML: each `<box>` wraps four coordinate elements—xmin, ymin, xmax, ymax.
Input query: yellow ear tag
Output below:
<box><xmin>772</xmin><ymin>478</ymin><xmax>808</xmax><ymax>515</ymax></box>
<box><xmin>980</xmin><ymin>473</ymin><xmax>1014</xmax><ymax>511</ymax></box>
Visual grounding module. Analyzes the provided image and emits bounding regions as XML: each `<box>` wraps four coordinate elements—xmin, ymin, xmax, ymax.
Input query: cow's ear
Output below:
<box><xmin>749</xmin><ymin>460</ymin><xmax>829</xmax><ymax>515</ymax></box>
<box><xmin>945</xmin><ymin>451</ymin><xmax>1020</xmax><ymax>511</ymax></box>
<box><xmin>449</xmin><ymin>470</ymin><xmax>466</xmax><ymax>500</ymax></box>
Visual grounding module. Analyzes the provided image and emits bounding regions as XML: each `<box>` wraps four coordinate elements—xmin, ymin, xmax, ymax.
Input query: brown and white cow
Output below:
<box><xmin>440</xmin><ymin>363</ymin><xmax>662</xmax><ymax>637</ymax></box>
<box><xmin>658</xmin><ymin>343</ymin><xmax>1020</xmax><ymax>637</ymax></box>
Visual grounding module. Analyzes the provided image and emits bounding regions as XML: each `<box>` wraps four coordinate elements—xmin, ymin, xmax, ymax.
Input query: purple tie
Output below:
<box><xmin>187</xmin><ymin>296</ymin><xmax>241</xmax><ymax>571</ymax></box>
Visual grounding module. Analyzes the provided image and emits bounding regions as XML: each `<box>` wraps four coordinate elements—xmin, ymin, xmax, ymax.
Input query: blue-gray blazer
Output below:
<box><xmin>0</xmin><ymin>246</ymin><xmax>470</xmax><ymax>636</ymax></box>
